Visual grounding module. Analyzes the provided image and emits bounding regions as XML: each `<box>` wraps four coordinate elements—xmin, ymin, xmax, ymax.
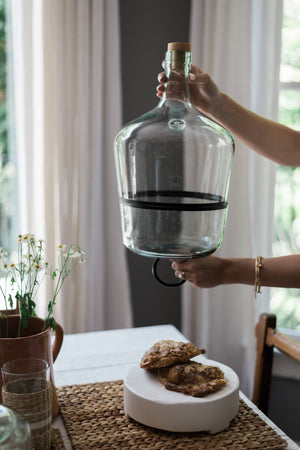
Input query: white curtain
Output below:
<box><xmin>186</xmin><ymin>0</ymin><xmax>283</xmax><ymax>395</ymax></box>
<box><xmin>10</xmin><ymin>0</ymin><xmax>132</xmax><ymax>333</ymax></box>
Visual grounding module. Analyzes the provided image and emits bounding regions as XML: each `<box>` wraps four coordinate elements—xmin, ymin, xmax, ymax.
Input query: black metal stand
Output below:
<box><xmin>152</xmin><ymin>258</ymin><xmax>186</xmax><ymax>288</ymax></box>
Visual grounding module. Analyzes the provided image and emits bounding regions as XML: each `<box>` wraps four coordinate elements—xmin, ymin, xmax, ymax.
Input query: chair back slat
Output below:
<box><xmin>252</xmin><ymin>313</ymin><xmax>300</xmax><ymax>415</ymax></box>
<box><xmin>266</xmin><ymin>328</ymin><xmax>300</xmax><ymax>363</ymax></box>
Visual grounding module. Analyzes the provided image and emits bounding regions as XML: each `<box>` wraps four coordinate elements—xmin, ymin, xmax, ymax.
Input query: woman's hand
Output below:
<box><xmin>157</xmin><ymin>62</ymin><xmax>300</xmax><ymax>166</ymax></box>
<box><xmin>157</xmin><ymin>64</ymin><xmax>222</xmax><ymax>117</ymax></box>
<box><xmin>171</xmin><ymin>255</ymin><xmax>229</xmax><ymax>288</ymax></box>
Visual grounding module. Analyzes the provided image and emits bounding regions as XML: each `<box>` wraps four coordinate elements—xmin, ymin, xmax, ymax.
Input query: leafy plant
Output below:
<box><xmin>0</xmin><ymin>233</ymin><xmax>85</xmax><ymax>337</ymax></box>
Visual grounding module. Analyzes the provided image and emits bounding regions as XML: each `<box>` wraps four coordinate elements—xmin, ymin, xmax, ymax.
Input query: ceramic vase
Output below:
<box><xmin>0</xmin><ymin>315</ymin><xmax>63</xmax><ymax>419</ymax></box>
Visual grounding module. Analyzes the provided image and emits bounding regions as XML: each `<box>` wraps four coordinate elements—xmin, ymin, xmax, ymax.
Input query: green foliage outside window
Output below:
<box><xmin>270</xmin><ymin>0</ymin><xmax>300</xmax><ymax>331</ymax></box>
<box><xmin>0</xmin><ymin>0</ymin><xmax>17</xmax><ymax>254</ymax></box>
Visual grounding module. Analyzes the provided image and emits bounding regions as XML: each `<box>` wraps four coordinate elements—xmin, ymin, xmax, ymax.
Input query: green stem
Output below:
<box><xmin>0</xmin><ymin>284</ymin><xmax>8</xmax><ymax>337</ymax></box>
<box><xmin>43</xmin><ymin>256</ymin><xmax>69</xmax><ymax>330</ymax></box>
<box><xmin>17</xmin><ymin>299</ymin><xmax>22</xmax><ymax>337</ymax></box>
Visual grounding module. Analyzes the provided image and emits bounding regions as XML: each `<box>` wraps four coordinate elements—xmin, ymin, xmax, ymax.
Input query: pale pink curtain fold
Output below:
<box><xmin>185</xmin><ymin>0</ymin><xmax>283</xmax><ymax>395</ymax></box>
<box><xmin>10</xmin><ymin>0</ymin><xmax>132</xmax><ymax>333</ymax></box>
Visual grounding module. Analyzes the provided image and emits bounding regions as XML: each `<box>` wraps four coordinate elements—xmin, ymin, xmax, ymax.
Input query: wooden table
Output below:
<box><xmin>53</xmin><ymin>324</ymin><xmax>299</xmax><ymax>449</ymax></box>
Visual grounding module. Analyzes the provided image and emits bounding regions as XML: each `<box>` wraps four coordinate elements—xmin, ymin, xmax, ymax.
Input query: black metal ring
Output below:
<box><xmin>152</xmin><ymin>258</ymin><xmax>185</xmax><ymax>288</ymax></box>
<box><xmin>121</xmin><ymin>190</ymin><xmax>227</xmax><ymax>211</ymax></box>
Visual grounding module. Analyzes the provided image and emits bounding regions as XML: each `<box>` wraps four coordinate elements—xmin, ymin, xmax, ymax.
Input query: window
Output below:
<box><xmin>0</xmin><ymin>0</ymin><xmax>17</xmax><ymax>255</ymax></box>
<box><xmin>270</xmin><ymin>0</ymin><xmax>300</xmax><ymax>331</ymax></box>
<box><xmin>0</xmin><ymin>0</ymin><xmax>18</xmax><ymax>311</ymax></box>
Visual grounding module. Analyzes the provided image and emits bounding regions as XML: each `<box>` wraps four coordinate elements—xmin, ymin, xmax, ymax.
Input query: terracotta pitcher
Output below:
<box><xmin>0</xmin><ymin>315</ymin><xmax>64</xmax><ymax>419</ymax></box>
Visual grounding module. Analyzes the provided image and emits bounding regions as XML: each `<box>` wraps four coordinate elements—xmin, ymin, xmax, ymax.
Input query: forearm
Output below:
<box><xmin>225</xmin><ymin>255</ymin><xmax>300</xmax><ymax>288</ymax></box>
<box><xmin>163</xmin><ymin>66</ymin><xmax>300</xmax><ymax>166</ymax></box>
<box><xmin>210</xmin><ymin>93</ymin><xmax>300</xmax><ymax>167</ymax></box>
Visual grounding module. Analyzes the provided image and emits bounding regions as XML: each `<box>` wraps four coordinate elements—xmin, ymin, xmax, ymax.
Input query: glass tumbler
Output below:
<box><xmin>1</xmin><ymin>358</ymin><xmax>52</xmax><ymax>450</ymax></box>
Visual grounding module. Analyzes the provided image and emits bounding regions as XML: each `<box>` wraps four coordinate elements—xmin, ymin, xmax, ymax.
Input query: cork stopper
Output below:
<box><xmin>165</xmin><ymin>43</ymin><xmax>192</xmax><ymax>73</ymax></box>
<box><xmin>167</xmin><ymin>42</ymin><xmax>192</xmax><ymax>52</ymax></box>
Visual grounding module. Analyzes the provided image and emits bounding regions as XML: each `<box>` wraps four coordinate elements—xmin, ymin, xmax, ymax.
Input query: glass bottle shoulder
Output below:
<box><xmin>115</xmin><ymin>100</ymin><xmax>234</xmax><ymax>150</ymax></box>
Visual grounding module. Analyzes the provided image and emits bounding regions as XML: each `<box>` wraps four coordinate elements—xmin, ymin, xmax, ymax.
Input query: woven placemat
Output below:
<box><xmin>57</xmin><ymin>380</ymin><xmax>287</xmax><ymax>449</ymax></box>
<box><xmin>51</xmin><ymin>428</ymin><xmax>66</xmax><ymax>450</ymax></box>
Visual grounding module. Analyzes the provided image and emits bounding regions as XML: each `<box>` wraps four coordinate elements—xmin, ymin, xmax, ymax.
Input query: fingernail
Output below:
<box><xmin>189</xmin><ymin>73</ymin><xmax>195</xmax><ymax>81</ymax></box>
<box><xmin>162</xmin><ymin>60</ymin><xmax>165</xmax><ymax>69</ymax></box>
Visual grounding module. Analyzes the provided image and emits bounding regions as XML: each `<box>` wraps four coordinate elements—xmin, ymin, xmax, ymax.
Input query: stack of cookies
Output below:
<box><xmin>140</xmin><ymin>340</ymin><xmax>228</xmax><ymax>397</ymax></box>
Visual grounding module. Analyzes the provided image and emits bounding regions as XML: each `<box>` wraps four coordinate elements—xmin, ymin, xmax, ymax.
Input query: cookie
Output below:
<box><xmin>140</xmin><ymin>340</ymin><xmax>205</xmax><ymax>369</ymax></box>
<box><xmin>157</xmin><ymin>360</ymin><xmax>227</xmax><ymax>397</ymax></box>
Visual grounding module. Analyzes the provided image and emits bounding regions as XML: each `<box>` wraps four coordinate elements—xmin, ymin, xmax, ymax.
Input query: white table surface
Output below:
<box><xmin>52</xmin><ymin>324</ymin><xmax>300</xmax><ymax>449</ymax></box>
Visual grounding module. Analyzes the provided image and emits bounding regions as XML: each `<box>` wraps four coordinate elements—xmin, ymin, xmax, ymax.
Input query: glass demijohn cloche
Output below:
<box><xmin>0</xmin><ymin>405</ymin><xmax>31</xmax><ymax>449</ymax></box>
<box><xmin>114</xmin><ymin>42</ymin><xmax>234</xmax><ymax>281</ymax></box>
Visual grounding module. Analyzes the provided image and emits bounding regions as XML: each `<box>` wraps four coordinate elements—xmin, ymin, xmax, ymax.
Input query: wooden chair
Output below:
<box><xmin>252</xmin><ymin>313</ymin><xmax>300</xmax><ymax>415</ymax></box>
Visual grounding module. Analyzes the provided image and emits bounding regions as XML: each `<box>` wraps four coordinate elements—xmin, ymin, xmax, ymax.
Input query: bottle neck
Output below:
<box><xmin>161</xmin><ymin>49</ymin><xmax>192</xmax><ymax>105</ymax></box>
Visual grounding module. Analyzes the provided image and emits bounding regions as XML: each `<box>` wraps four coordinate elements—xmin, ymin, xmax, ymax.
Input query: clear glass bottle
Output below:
<box><xmin>114</xmin><ymin>42</ymin><xmax>234</xmax><ymax>262</ymax></box>
<box><xmin>0</xmin><ymin>405</ymin><xmax>31</xmax><ymax>449</ymax></box>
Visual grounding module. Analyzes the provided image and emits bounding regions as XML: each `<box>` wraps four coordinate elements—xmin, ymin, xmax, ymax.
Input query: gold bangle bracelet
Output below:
<box><xmin>254</xmin><ymin>256</ymin><xmax>263</xmax><ymax>298</ymax></box>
